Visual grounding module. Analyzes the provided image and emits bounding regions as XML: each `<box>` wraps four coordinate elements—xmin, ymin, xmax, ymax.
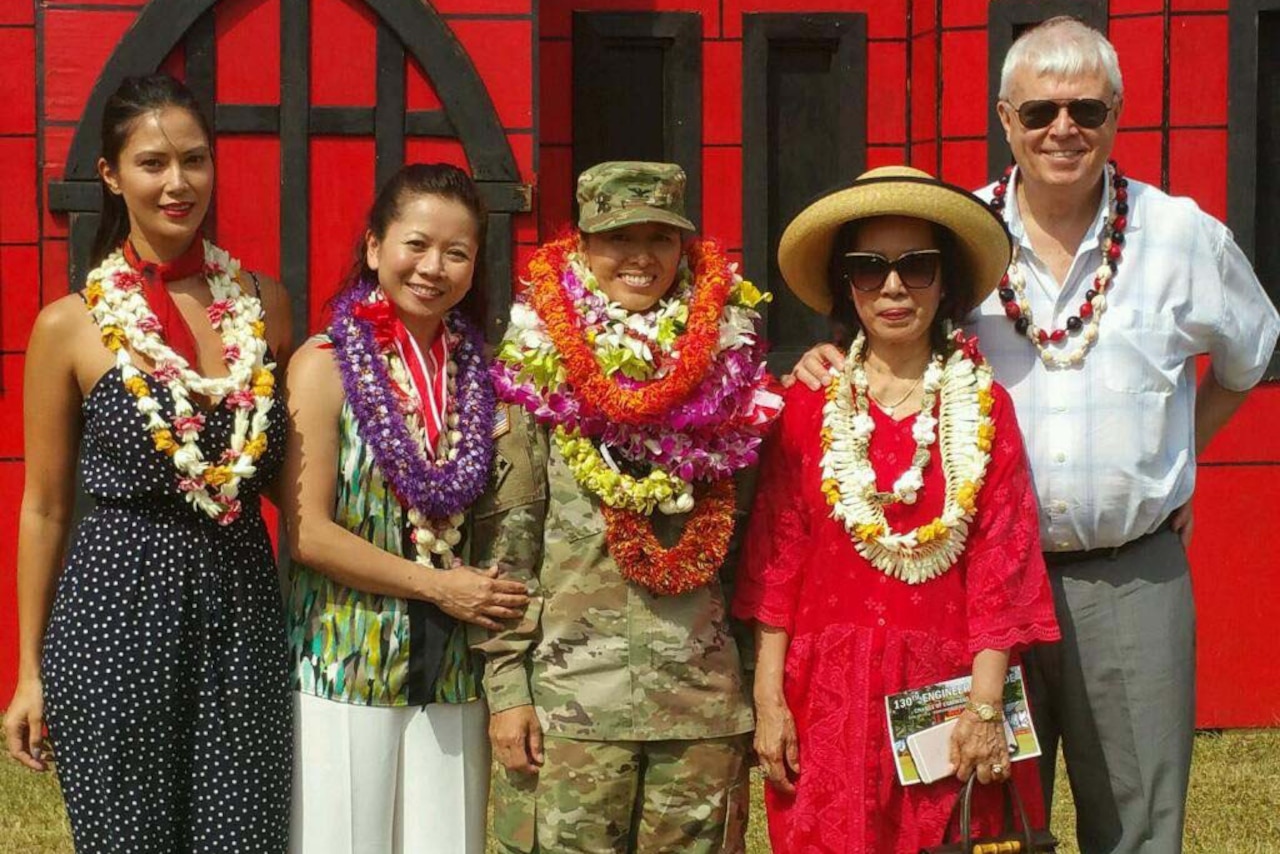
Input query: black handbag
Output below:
<box><xmin>919</xmin><ymin>776</ymin><xmax>1059</xmax><ymax>854</ymax></box>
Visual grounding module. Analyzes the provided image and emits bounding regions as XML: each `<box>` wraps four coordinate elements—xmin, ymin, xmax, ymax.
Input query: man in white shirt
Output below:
<box><xmin>789</xmin><ymin>17</ymin><xmax>1280</xmax><ymax>854</ymax></box>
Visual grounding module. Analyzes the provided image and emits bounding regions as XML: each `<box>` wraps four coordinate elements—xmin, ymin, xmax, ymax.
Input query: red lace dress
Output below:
<box><xmin>734</xmin><ymin>381</ymin><xmax>1060</xmax><ymax>854</ymax></box>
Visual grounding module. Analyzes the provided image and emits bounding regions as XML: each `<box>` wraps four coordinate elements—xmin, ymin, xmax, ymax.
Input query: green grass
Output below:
<box><xmin>2</xmin><ymin>728</ymin><xmax>1277</xmax><ymax>853</ymax></box>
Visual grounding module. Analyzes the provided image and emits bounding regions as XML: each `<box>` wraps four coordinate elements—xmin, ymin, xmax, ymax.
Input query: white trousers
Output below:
<box><xmin>290</xmin><ymin>693</ymin><xmax>490</xmax><ymax>854</ymax></box>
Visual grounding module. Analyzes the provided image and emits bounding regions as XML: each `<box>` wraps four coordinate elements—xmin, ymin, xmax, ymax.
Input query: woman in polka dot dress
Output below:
<box><xmin>4</xmin><ymin>74</ymin><xmax>293</xmax><ymax>852</ymax></box>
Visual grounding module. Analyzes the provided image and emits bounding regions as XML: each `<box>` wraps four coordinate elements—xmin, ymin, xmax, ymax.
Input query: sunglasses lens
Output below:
<box><xmin>896</xmin><ymin>253</ymin><xmax>940</xmax><ymax>289</ymax></box>
<box><xmin>844</xmin><ymin>255</ymin><xmax>890</xmax><ymax>292</ymax></box>
<box><xmin>1068</xmin><ymin>99</ymin><xmax>1110</xmax><ymax>128</ymax></box>
<box><xmin>1018</xmin><ymin>100</ymin><xmax>1059</xmax><ymax>129</ymax></box>
<box><xmin>1018</xmin><ymin>99</ymin><xmax>1111</xmax><ymax>129</ymax></box>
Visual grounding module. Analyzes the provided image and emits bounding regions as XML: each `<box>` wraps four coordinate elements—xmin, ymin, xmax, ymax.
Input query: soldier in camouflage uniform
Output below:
<box><xmin>472</xmin><ymin>162</ymin><xmax>759</xmax><ymax>853</ymax></box>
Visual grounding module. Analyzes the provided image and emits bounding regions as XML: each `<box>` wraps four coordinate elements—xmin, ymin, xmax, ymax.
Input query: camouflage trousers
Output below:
<box><xmin>490</xmin><ymin>733</ymin><xmax>750</xmax><ymax>853</ymax></box>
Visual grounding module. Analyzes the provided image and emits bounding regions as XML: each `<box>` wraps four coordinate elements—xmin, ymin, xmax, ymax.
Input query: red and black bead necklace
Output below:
<box><xmin>988</xmin><ymin>161</ymin><xmax>1129</xmax><ymax>366</ymax></box>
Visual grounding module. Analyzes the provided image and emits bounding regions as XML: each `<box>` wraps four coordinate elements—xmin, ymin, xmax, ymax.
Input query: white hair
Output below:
<box><xmin>998</xmin><ymin>16</ymin><xmax>1123</xmax><ymax>100</ymax></box>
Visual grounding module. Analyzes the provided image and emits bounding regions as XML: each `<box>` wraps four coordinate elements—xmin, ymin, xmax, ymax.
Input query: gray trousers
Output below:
<box><xmin>1023</xmin><ymin>528</ymin><xmax>1195</xmax><ymax>854</ymax></box>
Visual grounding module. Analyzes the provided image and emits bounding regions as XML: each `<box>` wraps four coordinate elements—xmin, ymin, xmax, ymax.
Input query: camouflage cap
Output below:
<box><xmin>576</xmin><ymin>161</ymin><xmax>697</xmax><ymax>234</ymax></box>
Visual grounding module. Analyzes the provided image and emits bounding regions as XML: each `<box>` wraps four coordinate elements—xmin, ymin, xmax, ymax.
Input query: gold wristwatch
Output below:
<box><xmin>964</xmin><ymin>699</ymin><xmax>1004</xmax><ymax>723</ymax></box>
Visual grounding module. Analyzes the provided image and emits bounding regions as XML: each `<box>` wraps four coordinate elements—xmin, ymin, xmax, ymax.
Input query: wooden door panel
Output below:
<box><xmin>572</xmin><ymin>12</ymin><xmax>702</xmax><ymax>226</ymax></box>
<box><xmin>742</xmin><ymin>13</ymin><xmax>867</xmax><ymax>373</ymax></box>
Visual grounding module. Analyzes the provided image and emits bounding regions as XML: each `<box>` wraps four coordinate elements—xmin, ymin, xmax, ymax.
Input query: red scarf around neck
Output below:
<box><xmin>352</xmin><ymin>295</ymin><xmax>449</xmax><ymax>456</ymax></box>
<box><xmin>122</xmin><ymin>236</ymin><xmax>206</xmax><ymax>368</ymax></box>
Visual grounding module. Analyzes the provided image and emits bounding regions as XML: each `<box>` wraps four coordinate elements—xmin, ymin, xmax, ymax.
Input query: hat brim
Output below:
<box><xmin>579</xmin><ymin>206</ymin><xmax>696</xmax><ymax>235</ymax></box>
<box><xmin>777</xmin><ymin>175</ymin><xmax>1011</xmax><ymax>316</ymax></box>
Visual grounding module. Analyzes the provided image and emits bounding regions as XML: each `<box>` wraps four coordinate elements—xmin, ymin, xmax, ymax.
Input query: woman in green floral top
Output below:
<box><xmin>280</xmin><ymin>164</ymin><xmax>542</xmax><ymax>854</ymax></box>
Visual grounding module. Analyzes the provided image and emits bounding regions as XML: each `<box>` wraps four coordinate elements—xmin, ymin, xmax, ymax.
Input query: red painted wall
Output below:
<box><xmin>1</xmin><ymin>0</ymin><xmax>1276</xmax><ymax>728</ymax></box>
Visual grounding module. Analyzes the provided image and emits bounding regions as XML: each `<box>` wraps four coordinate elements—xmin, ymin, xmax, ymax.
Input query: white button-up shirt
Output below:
<box><xmin>970</xmin><ymin>169</ymin><xmax>1280</xmax><ymax>551</ymax></box>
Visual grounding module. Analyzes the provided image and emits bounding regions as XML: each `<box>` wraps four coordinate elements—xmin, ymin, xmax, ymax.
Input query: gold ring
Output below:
<box><xmin>991</xmin><ymin>764</ymin><xmax>1004</xmax><ymax>776</ymax></box>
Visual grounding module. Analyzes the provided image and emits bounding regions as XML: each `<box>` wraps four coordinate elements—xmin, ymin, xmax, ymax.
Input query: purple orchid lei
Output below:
<box><xmin>492</xmin><ymin>249</ymin><xmax>779</xmax><ymax>482</ymax></box>
<box><xmin>330</xmin><ymin>276</ymin><xmax>495</xmax><ymax>519</ymax></box>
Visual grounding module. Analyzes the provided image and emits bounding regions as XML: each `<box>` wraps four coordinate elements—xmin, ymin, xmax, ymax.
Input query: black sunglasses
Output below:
<box><xmin>1008</xmin><ymin>98</ymin><xmax>1114</xmax><ymax>130</ymax></box>
<box><xmin>841</xmin><ymin>250</ymin><xmax>941</xmax><ymax>293</ymax></box>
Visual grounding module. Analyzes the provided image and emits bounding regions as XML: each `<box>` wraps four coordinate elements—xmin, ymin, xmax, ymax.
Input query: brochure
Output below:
<box><xmin>884</xmin><ymin>665</ymin><xmax>1041</xmax><ymax>786</ymax></box>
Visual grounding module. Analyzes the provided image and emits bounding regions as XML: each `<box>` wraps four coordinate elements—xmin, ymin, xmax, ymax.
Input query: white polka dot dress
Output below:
<box><xmin>41</xmin><ymin>365</ymin><xmax>291</xmax><ymax>853</ymax></box>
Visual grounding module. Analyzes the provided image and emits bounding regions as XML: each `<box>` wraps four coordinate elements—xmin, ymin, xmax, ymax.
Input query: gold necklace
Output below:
<box><xmin>868</xmin><ymin>373</ymin><xmax>923</xmax><ymax>412</ymax></box>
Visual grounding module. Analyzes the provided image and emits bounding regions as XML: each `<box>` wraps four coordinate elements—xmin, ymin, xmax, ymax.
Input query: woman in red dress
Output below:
<box><xmin>735</xmin><ymin>166</ymin><xmax>1060</xmax><ymax>853</ymax></box>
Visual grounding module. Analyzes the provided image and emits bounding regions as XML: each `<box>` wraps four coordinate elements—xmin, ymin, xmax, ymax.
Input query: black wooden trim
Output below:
<box><xmin>55</xmin><ymin>0</ymin><xmax>517</xmax><ymax>177</ymax></box>
<box><xmin>935</xmin><ymin>0</ymin><xmax>943</xmax><ymax>175</ymax></box>
<box><xmin>743</xmin><ymin>13</ymin><xmax>867</xmax><ymax>374</ymax></box>
<box><xmin>184</xmin><ymin>10</ymin><xmax>216</xmax><ymax>134</ymax></box>
<box><xmin>440</xmin><ymin>13</ymin><xmax>535</xmax><ymax>21</ymax></box>
<box><xmin>185</xmin><ymin>10</ymin><xmax>216</xmax><ymax>241</ymax></box>
<box><xmin>405</xmin><ymin>110</ymin><xmax>455</xmax><ymax>137</ymax></box>
<box><xmin>49</xmin><ymin>0</ymin><xmax>524</xmax><ymax>317</ymax></box>
<box><xmin>1227</xmin><ymin>0</ymin><xmax>1278</xmax><ymax>263</ymax></box>
<box><xmin>281</xmin><ymin>0</ymin><xmax>309</xmax><ymax>344</ymax></box>
<box><xmin>572</xmin><ymin>12</ymin><xmax>703</xmax><ymax>225</ymax></box>
<box><xmin>60</xmin><ymin>0</ymin><xmax>220</xmax><ymax>181</ymax></box>
<box><xmin>477</xmin><ymin>182</ymin><xmax>532</xmax><ymax>213</ymax></box>
<box><xmin>54</xmin><ymin>167</ymin><xmax>523</xmax><ymax>218</ymax></box>
<box><xmin>367</xmin><ymin>0</ymin><xmax>518</xmax><ymax>181</ymax></box>
<box><xmin>310</xmin><ymin>106</ymin><xmax>375</xmax><ymax>135</ymax></box>
<box><xmin>216</xmin><ymin>104</ymin><xmax>280</xmax><ymax>134</ymax></box>
<box><xmin>484</xmin><ymin>212</ymin><xmax>513</xmax><ymax>342</ymax></box>
<box><xmin>44</xmin><ymin>3</ymin><xmax>145</xmax><ymax>10</ymax></box>
<box><xmin>1161</xmin><ymin>1</ymin><xmax>1171</xmax><ymax>189</ymax></box>
<box><xmin>985</xmin><ymin>0</ymin><xmax>1110</xmax><ymax>181</ymax></box>
<box><xmin>47</xmin><ymin>181</ymin><xmax>98</xmax><ymax>212</ymax></box>
<box><xmin>1228</xmin><ymin>0</ymin><xmax>1280</xmax><ymax>378</ymax></box>
<box><xmin>375</xmin><ymin>21</ymin><xmax>406</xmax><ymax>190</ymax></box>
<box><xmin>531</xmin><ymin>0</ymin><xmax>541</xmax><ymax>177</ymax></box>
<box><xmin>67</xmin><ymin>212</ymin><xmax>99</xmax><ymax>291</ymax></box>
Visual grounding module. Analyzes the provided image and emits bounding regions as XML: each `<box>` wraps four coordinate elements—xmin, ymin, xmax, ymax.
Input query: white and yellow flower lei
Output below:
<box><xmin>819</xmin><ymin>333</ymin><xmax>995</xmax><ymax>583</ymax></box>
<box><xmin>384</xmin><ymin>341</ymin><xmax>468</xmax><ymax>569</ymax></box>
<box><xmin>84</xmin><ymin>241</ymin><xmax>274</xmax><ymax>525</ymax></box>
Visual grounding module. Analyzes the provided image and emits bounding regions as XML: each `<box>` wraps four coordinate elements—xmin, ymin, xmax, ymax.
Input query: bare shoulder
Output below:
<box><xmin>34</xmin><ymin>293</ymin><xmax>95</xmax><ymax>335</ymax></box>
<box><xmin>29</xmin><ymin>294</ymin><xmax>100</xmax><ymax>358</ymax></box>
<box><xmin>283</xmin><ymin>338</ymin><xmax>348</xmax><ymax>439</ymax></box>
<box><xmin>285</xmin><ymin>337</ymin><xmax>343</xmax><ymax>397</ymax></box>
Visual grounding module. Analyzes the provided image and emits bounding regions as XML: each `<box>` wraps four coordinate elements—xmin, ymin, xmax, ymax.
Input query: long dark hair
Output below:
<box><xmin>826</xmin><ymin>218</ymin><xmax>974</xmax><ymax>354</ymax></box>
<box><xmin>89</xmin><ymin>74</ymin><xmax>214</xmax><ymax>268</ymax></box>
<box><xmin>336</xmin><ymin>162</ymin><xmax>489</xmax><ymax>329</ymax></box>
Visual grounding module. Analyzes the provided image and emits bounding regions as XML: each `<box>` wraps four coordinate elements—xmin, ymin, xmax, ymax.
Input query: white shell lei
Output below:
<box><xmin>853</xmin><ymin>353</ymin><xmax>944</xmax><ymax>506</ymax></box>
<box><xmin>385</xmin><ymin>342</ymin><xmax>468</xmax><ymax>569</ymax></box>
<box><xmin>820</xmin><ymin>333</ymin><xmax>995</xmax><ymax>583</ymax></box>
<box><xmin>84</xmin><ymin>241</ymin><xmax>274</xmax><ymax>525</ymax></box>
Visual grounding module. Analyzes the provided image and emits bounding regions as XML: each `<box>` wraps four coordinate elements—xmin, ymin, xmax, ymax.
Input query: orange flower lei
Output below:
<box><xmin>601</xmin><ymin>478</ymin><xmax>737</xmax><ymax>596</ymax></box>
<box><xmin>527</xmin><ymin>234</ymin><xmax>733</xmax><ymax>424</ymax></box>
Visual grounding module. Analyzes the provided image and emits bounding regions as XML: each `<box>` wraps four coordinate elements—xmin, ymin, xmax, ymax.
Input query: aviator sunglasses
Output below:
<box><xmin>1007</xmin><ymin>97</ymin><xmax>1115</xmax><ymax>130</ymax></box>
<box><xmin>841</xmin><ymin>249</ymin><xmax>941</xmax><ymax>293</ymax></box>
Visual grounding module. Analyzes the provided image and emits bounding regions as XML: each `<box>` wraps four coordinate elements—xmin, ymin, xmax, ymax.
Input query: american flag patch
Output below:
<box><xmin>492</xmin><ymin>407</ymin><xmax>511</xmax><ymax>439</ymax></box>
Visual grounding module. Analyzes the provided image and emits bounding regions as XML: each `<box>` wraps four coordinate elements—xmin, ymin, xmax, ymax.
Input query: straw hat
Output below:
<box><xmin>777</xmin><ymin>166</ymin><xmax>1011</xmax><ymax>315</ymax></box>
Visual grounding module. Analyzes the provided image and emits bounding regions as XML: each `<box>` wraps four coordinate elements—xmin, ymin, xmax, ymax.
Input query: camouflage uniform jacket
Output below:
<box><xmin>472</xmin><ymin>408</ymin><xmax>756</xmax><ymax>742</ymax></box>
